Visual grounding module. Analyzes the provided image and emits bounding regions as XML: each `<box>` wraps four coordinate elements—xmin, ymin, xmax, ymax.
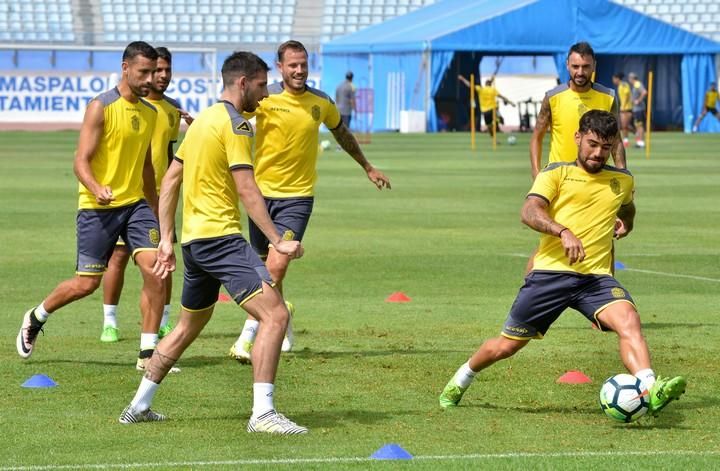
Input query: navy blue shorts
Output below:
<box><xmin>76</xmin><ymin>200</ymin><xmax>159</xmax><ymax>275</ymax></box>
<box><xmin>180</xmin><ymin>234</ymin><xmax>273</xmax><ymax>311</ymax></box>
<box><xmin>248</xmin><ymin>197</ymin><xmax>314</xmax><ymax>258</ymax></box>
<box><xmin>502</xmin><ymin>271</ymin><xmax>635</xmax><ymax>340</ymax></box>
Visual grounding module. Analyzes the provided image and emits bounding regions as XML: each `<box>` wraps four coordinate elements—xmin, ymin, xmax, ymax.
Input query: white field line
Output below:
<box><xmin>501</xmin><ymin>254</ymin><xmax>720</xmax><ymax>283</ymax></box>
<box><xmin>2</xmin><ymin>450</ymin><xmax>720</xmax><ymax>470</ymax></box>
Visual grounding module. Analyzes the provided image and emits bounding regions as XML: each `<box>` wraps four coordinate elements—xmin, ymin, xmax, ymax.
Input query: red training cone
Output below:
<box><xmin>385</xmin><ymin>292</ymin><xmax>411</xmax><ymax>303</ymax></box>
<box><xmin>557</xmin><ymin>370</ymin><xmax>592</xmax><ymax>384</ymax></box>
<box><xmin>218</xmin><ymin>293</ymin><xmax>232</xmax><ymax>303</ymax></box>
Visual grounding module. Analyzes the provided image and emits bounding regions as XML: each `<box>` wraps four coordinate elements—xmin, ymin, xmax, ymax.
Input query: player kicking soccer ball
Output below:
<box><xmin>439</xmin><ymin>110</ymin><xmax>686</xmax><ymax>417</ymax></box>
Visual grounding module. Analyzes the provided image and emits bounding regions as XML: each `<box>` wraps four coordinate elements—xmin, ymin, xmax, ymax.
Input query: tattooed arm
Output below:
<box><xmin>329</xmin><ymin>121</ymin><xmax>391</xmax><ymax>190</ymax></box>
<box><xmin>530</xmin><ymin>95</ymin><xmax>552</xmax><ymax>179</ymax></box>
<box><xmin>521</xmin><ymin>195</ymin><xmax>585</xmax><ymax>265</ymax></box>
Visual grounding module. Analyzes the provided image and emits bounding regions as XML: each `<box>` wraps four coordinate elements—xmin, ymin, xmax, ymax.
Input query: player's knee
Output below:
<box><xmin>75</xmin><ymin>276</ymin><xmax>101</xmax><ymax>297</ymax></box>
<box><xmin>491</xmin><ymin>338</ymin><xmax>524</xmax><ymax>361</ymax></box>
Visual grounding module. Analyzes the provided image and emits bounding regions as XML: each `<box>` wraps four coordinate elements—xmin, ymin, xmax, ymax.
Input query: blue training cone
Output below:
<box><xmin>371</xmin><ymin>444</ymin><xmax>413</xmax><ymax>460</ymax></box>
<box><xmin>21</xmin><ymin>374</ymin><xmax>57</xmax><ymax>388</ymax></box>
<box><xmin>614</xmin><ymin>260</ymin><xmax>626</xmax><ymax>270</ymax></box>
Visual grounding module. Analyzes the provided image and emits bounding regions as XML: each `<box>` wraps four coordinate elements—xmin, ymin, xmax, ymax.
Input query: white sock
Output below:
<box><xmin>140</xmin><ymin>333</ymin><xmax>159</xmax><ymax>351</ymax></box>
<box><xmin>103</xmin><ymin>304</ymin><xmax>118</xmax><ymax>329</ymax></box>
<box><xmin>34</xmin><ymin>302</ymin><xmax>50</xmax><ymax>322</ymax></box>
<box><xmin>238</xmin><ymin>319</ymin><xmax>259</xmax><ymax>346</ymax></box>
<box><xmin>453</xmin><ymin>361</ymin><xmax>477</xmax><ymax>388</ymax></box>
<box><xmin>160</xmin><ymin>304</ymin><xmax>171</xmax><ymax>328</ymax></box>
<box><xmin>252</xmin><ymin>383</ymin><xmax>275</xmax><ymax>418</ymax></box>
<box><xmin>130</xmin><ymin>377</ymin><xmax>159</xmax><ymax>412</ymax></box>
<box><xmin>634</xmin><ymin>368</ymin><xmax>656</xmax><ymax>391</ymax></box>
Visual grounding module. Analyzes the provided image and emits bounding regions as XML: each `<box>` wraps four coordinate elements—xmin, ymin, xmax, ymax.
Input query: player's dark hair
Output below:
<box><xmin>155</xmin><ymin>46</ymin><xmax>172</xmax><ymax>64</ymax></box>
<box><xmin>567</xmin><ymin>41</ymin><xmax>595</xmax><ymax>61</ymax></box>
<box><xmin>613</xmin><ymin>72</ymin><xmax>624</xmax><ymax>80</ymax></box>
<box><xmin>277</xmin><ymin>40</ymin><xmax>308</xmax><ymax>62</ymax></box>
<box><xmin>221</xmin><ymin>51</ymin><xmax>269</xmax><ymax>88</ymax></box>
<box><xmin>578</xmin><ymin>110</ymin><xmax>618</xmax><ymax>141</ymax></box>
<box><xmin>122</xmin><ymin>41</ymin><xmax>158</xmax><ymax>62</ymax></box>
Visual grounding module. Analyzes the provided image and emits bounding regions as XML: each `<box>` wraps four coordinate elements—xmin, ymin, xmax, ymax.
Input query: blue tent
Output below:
<box><xmin>322</xmin><ymin>0</ymin><xmax>720</xmax><ymax>133</ymax></box>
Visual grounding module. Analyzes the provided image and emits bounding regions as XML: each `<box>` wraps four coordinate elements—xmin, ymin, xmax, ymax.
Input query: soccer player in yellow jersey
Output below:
<box><xmin>612</xmin><ymin>72</ymin><xmax>633</xmax><ymax>148</ymax></box>
<box><xmin>458</xmin><ymin>75</ymin><xmax>515</xmax><ymax>137</ymax></box>
<box><xmin>693</xmin><ymin>82</ymin><xmax>719</xmax><ymax>131</ymax></box>
<box><xmin>531</xmin><ymin>42</ymin><xmax>626</xmax><ymax>179</ymax></box>
<box><xmin>119</xmin><ymin>51</ymin><xmax>308</xmax><ymax>434</ymax></box>
<box><xmin>439</xmin><ymin>110</ymin><xmax>686</xmax><ymax>416</ymax></box>
<box><xmin>16</xmin><ymin>42</ymin><xmax>165</xmax><ymax>371</ymax></box>
<box><xmin>100</xmin><ymin>47</ymin><xmax>182</xmax><ymax>348</ymax></box>
<box><xmin>230</xmin><ymin>40</ymin><xmax>391</xmax><ymax>361</ymax></box>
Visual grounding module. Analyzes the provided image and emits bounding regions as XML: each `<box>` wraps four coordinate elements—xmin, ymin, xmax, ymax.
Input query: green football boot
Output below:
<box><xmin>100</xmin><ymin>326</ymin><xmax>119</xmax><ymax>343</ymax></box>
<box><xmin>439</xmin><ymin>379</ymin><xmax>468</xmax><ymax>408</ymax></box>
<box><xmin>648</xmin><ymin>375</ymin><xmax>687</xmax><ymax>417</ymax></box>
<box><xmin>158</xmin><ymin>323</ymin><xmax>173</xmax><ymax>339</ymax></box>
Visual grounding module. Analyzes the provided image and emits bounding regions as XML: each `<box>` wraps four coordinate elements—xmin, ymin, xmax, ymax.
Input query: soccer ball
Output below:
<box><xmin>320</xmin><ymin>139</ymin><xmax>331</xmax><ymax>150</ymax></box>
<box><xmin>507</xmin><ymin>135</ymin><xmax>517</xmax><ymax>145</ymax></box>
<box><xmin>599</xmin><ymin>374</ymin><xmax>649</xmax><ymax>423</ymax></box>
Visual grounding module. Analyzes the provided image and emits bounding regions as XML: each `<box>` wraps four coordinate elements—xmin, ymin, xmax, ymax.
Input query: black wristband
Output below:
<box><xmin>558</xmin><ymin>228</ymin><xmax>568</xmax><ymax>237</ymax></box>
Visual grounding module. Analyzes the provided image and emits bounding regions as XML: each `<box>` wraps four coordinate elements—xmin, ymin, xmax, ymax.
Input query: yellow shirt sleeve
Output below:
<box><xmin>528</xmin><ymin>165</ymin><xmax>561</xmax><ymax>203</ymax></box>
<box><xmin>324</xmin><ymin>101</ymin><xmax>342</xmax><ymax>129</ymax></box>
<box><xmin>224</xmin><ymin>115</ymin><xmax>254</xmax><ymax>169</ymax></box>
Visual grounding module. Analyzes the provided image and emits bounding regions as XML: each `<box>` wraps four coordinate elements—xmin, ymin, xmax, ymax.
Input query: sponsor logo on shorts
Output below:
<box><xmin>131</xmin><ymin>115</ymin><xmax>140</xmax><ymax>132</ymax></box>
<box><xmin>83</xmin><ymin>263</ymin><xmax>105</xmax><ymax>270</ymax></box>
<box><xmin>282</xmin><ymin>230</ymin><xmax>295</xmax><ymax>241</ymax></box>
<box><xmin>149</xmin><ymin>228</ymin><xmax>160</xmax><ymax>245</ymax></box>
<box><xmin>311</xmin><ymin>105</ymin><xmax>321</xmax><ymax>121</ymax></box>
<box><xmin>611</xmin><ymin>287</ymin><xmax>626</xmax><ymax>298</ymax></box>
<box><xmin>233</xmin><ymin>289</ymin><xmax>248</xmax><ymax>300</ymax></box>
<box><xmin>609</xmin><ymin>178</ymin><xmax>621</xmax><ymax>195</ymax></box>
<box><xmin>506</xmin><ymin>325</ymin><xmax>529</xmax><ymax>335</ymax></box>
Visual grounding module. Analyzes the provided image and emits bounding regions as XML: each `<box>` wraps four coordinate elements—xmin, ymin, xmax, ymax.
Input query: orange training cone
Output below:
<box><xmin>386</xmin><ymin>292</ymin><xmax>411</xmax><ymax>303</ymax></box>
<box><xmin>557</xmin><ymin>370</ymin><xmax>592</xmax><ymax>384</ymax></box>
<box><xmin>218</xmin><ymin>293</ymin><xmax>232</xmax><ymax>303</ymax></box>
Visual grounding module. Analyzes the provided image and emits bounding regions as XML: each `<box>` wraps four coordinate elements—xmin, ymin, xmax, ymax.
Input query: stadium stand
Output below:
<box><xmin>613</xmin><ymin>0</ymin><xmax>720</xmax><ymax>43</ymax></box>
<box><xmin>0</xmin><ymin>0</ymin><xmax>75</xmax><ymax>43</ymax></box>
<box><xmin>321</xmin><ymin>0</ymin><xmax>436</xmax><ymax>43</ymax></box>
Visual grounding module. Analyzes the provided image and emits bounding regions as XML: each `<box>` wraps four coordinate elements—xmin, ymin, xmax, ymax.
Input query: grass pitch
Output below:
<box><xmin>0</xmin><ymin>131</ymin><xmax>718</xmax><ymax>470</ymax></box>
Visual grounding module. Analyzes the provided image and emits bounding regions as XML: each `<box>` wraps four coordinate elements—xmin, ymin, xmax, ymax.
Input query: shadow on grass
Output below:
<box><xmin>455</xmin><ymin>400</ymin><xmax>698</xmax><ymax>429</ymax></box>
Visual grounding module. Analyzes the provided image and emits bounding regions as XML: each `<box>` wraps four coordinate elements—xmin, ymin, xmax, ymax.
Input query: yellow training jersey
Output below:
<box><xmin>705</xmin><ymin>90</ymin><xmax>718</xmax><ymax>108</ymax></box>
<box><xmin>78</xmin><ymin>87</ymin><xmax>157</xmax><ymax>209</ymax></box>
<box><xmin>476</xmin><ymin>85</ymin><xmax>498</xmax><ymax>112</ymax></box>
<box><xmin>252</xmin><ymin>82</ymin><xmax>342</xmax><ymax>198</ymax></box>
<box><xmin>175</xmin><ymin>101</ymin><xmax>254</xmax><ymax>244</ymax></box>
<box><xmin>617</xmin><ymin>81</ymin><xmax>632</xmax><ymax>112</ymax></box>
<box><xmin>528</xmin><ymin>162</ymin><xmax>634</xmax><ymax>275</ymax></box>
<box><xmin>546</xmin><ymin>83</ymin><xmax>617</xmax><ymax>164</ymax></box>
<box><xmin>145</xmin><ymin>95</ymin><xmax>181</xmax><ymax>192</ymax></box>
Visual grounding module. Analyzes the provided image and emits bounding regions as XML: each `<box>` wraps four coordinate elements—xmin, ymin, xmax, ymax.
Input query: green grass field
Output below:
<box><xmin>1</xmin><ymin>131</ymin><xmax>718</xmax><ymax>470</ymax></box>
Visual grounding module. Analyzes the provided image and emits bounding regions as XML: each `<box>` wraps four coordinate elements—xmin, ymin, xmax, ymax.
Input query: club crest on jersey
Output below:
<box><xmin>611</xmin><ymin>287</ymin><xmax>625</xmax><ymax>299</ymax></box>
<box><xmin>282</xmin><ymin>230</ymin><xmax>295</xmax><ymax>241</ymax></box>
<box><xmin>311</xmin><ymin>105</ymin><xmax>321</xmax><ymax>121</ymax></box>
<box><xmin>609</xmin><ymin>177</ymin><xmax>621</xmax><ymax>195</ymax></box>
<box><xmin>577</xmin><ymin>103</ymin><xmax>589</xmax><ymax>116</ymax></box>
<box><xmin>131</xmin><ymin>115</ymin><xmax>140</xmax><ymax>131</ymax></box>
<box><xmin>148</xmin><ymin>228</ymin><xmax>160</xmax><ymax>245</ymax></box>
